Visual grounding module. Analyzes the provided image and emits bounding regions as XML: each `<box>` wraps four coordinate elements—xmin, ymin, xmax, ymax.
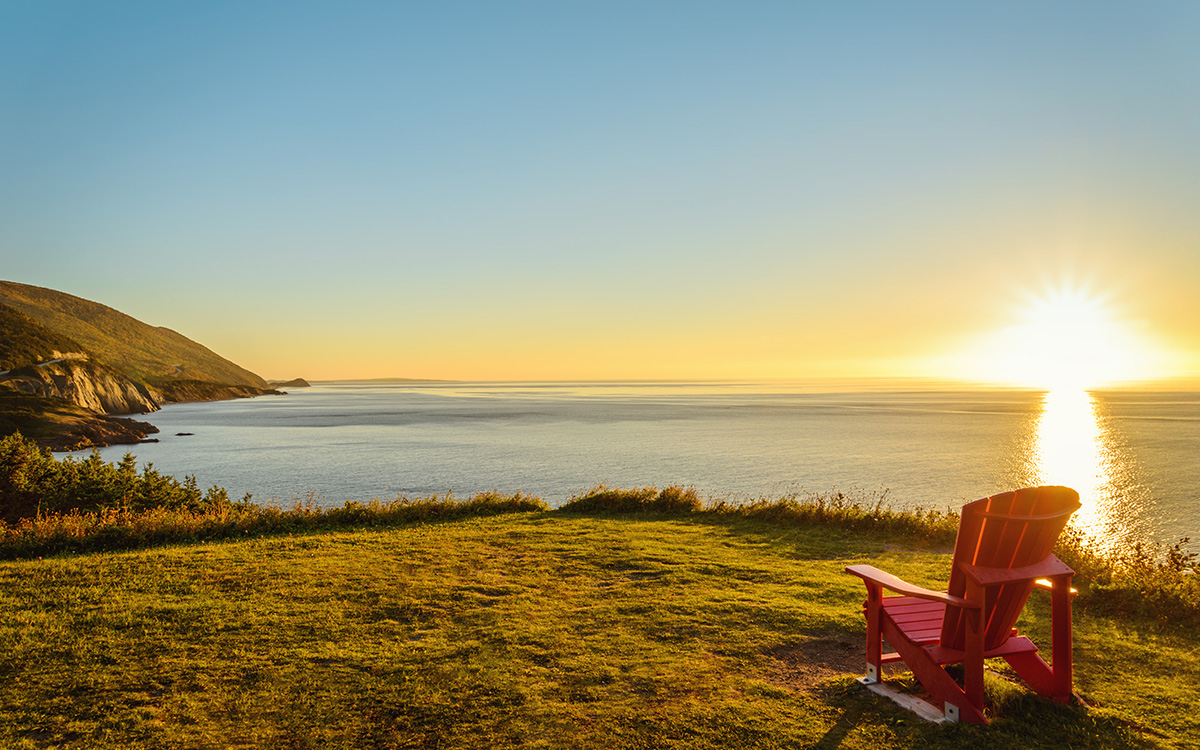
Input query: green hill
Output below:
<box><xmin>0</xmin><ymin>303</ymin><xmax>86</xmax><ymax>371</ymax></box>
<box><xmin>0</xmin><ymin>280</ymin><xmax>267</xmax><ymax>388</ymax></box>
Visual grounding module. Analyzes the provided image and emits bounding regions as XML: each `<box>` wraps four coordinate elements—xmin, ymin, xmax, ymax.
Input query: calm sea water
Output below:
<box><xmin>77</xmin><ymin>381</ymin><xmax>1198</xmax><ymax>550</ymax></box>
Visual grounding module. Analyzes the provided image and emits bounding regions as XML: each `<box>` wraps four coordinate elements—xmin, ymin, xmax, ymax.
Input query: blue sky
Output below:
<box><xmin>3</xmin><ymin>2</ymin><xmax>1199</xmax><ymax>381</ymax></box>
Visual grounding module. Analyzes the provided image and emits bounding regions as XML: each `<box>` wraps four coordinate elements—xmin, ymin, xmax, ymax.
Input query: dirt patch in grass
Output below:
<box><xmin>760</xmin><ymin>633</ymin><xmax>918</xmax><ymax>695</ymax></box>
<box><xmin>762</xmin><ymin>634</ymin><xmax>863</xmax><ymax>693</ymax></box>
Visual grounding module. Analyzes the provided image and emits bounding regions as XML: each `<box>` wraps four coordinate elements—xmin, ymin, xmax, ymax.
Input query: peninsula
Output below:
<box><xmin>0</xmin><ymin>281</ymin><xmax>280</xmax><ymax>450</ymax></box>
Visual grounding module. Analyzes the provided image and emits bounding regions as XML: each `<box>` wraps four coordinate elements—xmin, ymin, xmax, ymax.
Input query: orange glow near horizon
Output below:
<box><xmin>218</xmin><ymin>276</ymin><xmax>1197</xmax><ymax>385</ymax></box>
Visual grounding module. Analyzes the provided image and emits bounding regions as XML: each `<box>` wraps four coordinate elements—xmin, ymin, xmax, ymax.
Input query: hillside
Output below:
<box><xmin>0</xmin><ymin>303</ymin><xmax>86</xmax><ymax>371</ymax></box>
<box><xmin>0</xmin><ymin>280</ymin><xmax>267</xmax><ymax>389</ymax></box>
<box><xmin>0</xmin><ymin>280</ymin><xmax>279</xmax><ymax>448</ymax></box>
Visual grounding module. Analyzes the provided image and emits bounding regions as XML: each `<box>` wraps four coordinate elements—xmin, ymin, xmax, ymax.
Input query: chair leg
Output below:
<box><xmin>1050</xmin><ymin>574</ymin><xmax>1074</xmax><ymax>702</ymax></box>
<box><xmin>1006</xmin><ymin>574</ymin><xmax>1074</xmax><ymax>702</ymax></box>
<box><xmin>863</xmin><ymin>584</ymin><xmax>883</xmax><ymax>683</ymax></box>
<box><xmin>963</xmin><ymin>580</ymin><xmax>985</xmax><ymax>711</ymax></box>
<box><xmin>880</xmin><ymin>617</ymin><xmax>988</xmax><ymax>724</ymax></box>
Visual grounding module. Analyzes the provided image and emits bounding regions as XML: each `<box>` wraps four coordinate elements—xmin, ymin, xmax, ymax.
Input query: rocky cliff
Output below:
<box><xmin>0</xmin><ymin>358</ymin><xmax>159</xmax><ymax>415</ymax></box>
<box><xmin>0</xmin><ymin>390</ymin><xmax>159</xmax><ymax>451</ymax></box>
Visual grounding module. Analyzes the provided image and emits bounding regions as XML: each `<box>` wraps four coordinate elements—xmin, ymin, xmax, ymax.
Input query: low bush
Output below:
<box><xmin>561</xmin><ymin>485</ymin><xmax>958</xmax><ymax>544</ymax></box>
<box><xmin>559</xmin><ymin>484</ymin><xmax>703</xmax><ymax>514</ymax></box>
<box><xmin>1054</xmin><ymin>528</ymin><xmax>1200</xmax><ymax>628</ymax></box>
<box><xmin>708</xmin><ymin>489</ymin><xmax>960</xmax><ymax>545</ymax></box>
<box><xmin>0</xmin><ymin>491</ymin><xmax>548</xmax><ymax>559</ymax></box>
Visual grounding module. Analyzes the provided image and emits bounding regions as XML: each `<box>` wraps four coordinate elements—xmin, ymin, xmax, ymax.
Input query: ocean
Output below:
<box><xmin>76</xmin><ymin>381</ymin><xmax>1198</xmax><ymax>551</ymax></box>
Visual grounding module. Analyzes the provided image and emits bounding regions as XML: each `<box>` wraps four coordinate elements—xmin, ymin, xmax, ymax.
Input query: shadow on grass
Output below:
<box><xmin>812</xmin><ymin>701</ymin><xmax>866</xmax><ymax>749</ymax></box>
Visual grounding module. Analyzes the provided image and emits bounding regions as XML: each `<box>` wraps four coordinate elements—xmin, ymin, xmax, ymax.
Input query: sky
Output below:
<box><xmin>3</xmin><ymin>1</ymin><xmax>1199</xmax><ymax>383</ymax></box>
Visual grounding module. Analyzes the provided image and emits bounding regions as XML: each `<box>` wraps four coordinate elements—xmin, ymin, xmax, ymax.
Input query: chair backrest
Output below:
<box><xmin>940</xmin><ymin>486</ymin><xmax>1081</xmax><ymax>651</ymax></box>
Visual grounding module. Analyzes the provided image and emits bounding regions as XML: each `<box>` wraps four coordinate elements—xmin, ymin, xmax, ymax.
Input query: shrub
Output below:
<box><xmin>0</xmin><ymin>491</ymin><xmax>548</xmax><ymax>559</ymax></box>
<box><xmin>559</xmin><ymin>485</ymin><xmax>702</xmax><ymax>514</ymax></box>
<box><xmin>561</xmin><ymin>484</ymin><xmax>958</xmax><ymax>544</ymax></box>
<box><xmin>0</xmin><ymin>432</ymin><xmax>217</xmax><ymax>522</ymax></box>
<box><xmin>0</xmin><ymin>434</ymin><xmax>549</xmax><ymax>558</ymax></box>
<box><xmin>708</xmin><ymin>489</ymin><xmax>960</xmax><ymax>544</ymax></box>
<box><xmin>1055</xmin><ymin>529</ymin><xmax>1200</xmax><ymax>628</ymax></box>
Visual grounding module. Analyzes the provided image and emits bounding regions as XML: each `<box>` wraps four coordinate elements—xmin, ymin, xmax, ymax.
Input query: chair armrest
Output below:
<box><xmin>957</xmin><ymin>554</ymin><xmax>1074</xmax><ymax>587</ymax></box>
<box><xmin>845</xmin><ymin>564</ymin><xmax>980</xmax><ymax>609</ymax></box>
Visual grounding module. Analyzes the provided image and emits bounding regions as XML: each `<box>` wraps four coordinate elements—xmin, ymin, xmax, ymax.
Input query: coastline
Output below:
<box><xmin>0</xmin><ymin>386</ymin><xmax>285</xmax><ymax>452</ymax></box>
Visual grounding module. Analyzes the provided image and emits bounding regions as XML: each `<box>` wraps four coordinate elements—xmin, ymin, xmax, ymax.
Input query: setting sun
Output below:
<box><xmin>950</xmin><ymin>284</ymin><xmax>1172</xmax><ymax>389</ymax></box>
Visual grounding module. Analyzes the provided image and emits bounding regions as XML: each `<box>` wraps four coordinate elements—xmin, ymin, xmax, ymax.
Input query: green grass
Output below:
<box><xmin>1</xmin><ymin>511</ymin><xmax>1195</xmax><ymax>749</ymax></box>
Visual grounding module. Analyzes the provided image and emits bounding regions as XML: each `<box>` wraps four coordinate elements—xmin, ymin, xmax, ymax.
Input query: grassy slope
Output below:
<box><xmin>0</xmin><ymin>280</ymin><xmax>266</xmax><ymax>388</ymax></box>
<box><xmin>1</xmin><ymin>513</ymin><xmax>1193</xmax><ymax>749</ymax></box>
<box><xmin>0</xmin><ymin>304</ymin><xmax>85</xmax><ymax>371</ymax></box>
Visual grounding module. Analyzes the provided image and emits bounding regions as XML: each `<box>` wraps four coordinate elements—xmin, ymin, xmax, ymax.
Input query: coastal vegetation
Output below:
<box><xmin>0</xmin><ymin>437</ymin><xmax>1197</xmax><ymax>748</ymax></box>
<box><xmin>1</xmin><ymin>434</ymin><xmax>1195</xmax><ymax>623</ymax></box>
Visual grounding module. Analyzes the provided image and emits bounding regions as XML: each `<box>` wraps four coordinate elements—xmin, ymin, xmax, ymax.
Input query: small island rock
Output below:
<box><xmin>268</xmin><ymin>378</ymin><xmax>311</xmax><ymax>388</ymax></box>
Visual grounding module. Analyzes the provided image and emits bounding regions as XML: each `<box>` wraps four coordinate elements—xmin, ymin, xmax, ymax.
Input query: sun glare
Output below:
<box><xmin>955</xmin><ymin>284</ymin><xmax>1165</xmax><ymax>389</ymax></box>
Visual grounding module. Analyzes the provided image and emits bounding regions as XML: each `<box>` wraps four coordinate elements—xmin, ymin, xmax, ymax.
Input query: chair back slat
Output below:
<box><xmin>940</xmin><ymin>486</ymin><xmax>1080</xmax><ymax>651</ymax></box>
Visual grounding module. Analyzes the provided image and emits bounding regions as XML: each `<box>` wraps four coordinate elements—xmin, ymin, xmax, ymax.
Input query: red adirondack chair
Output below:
<box><xmin>845</xmin><ymin>486</ymin><xmax>1081</xmax><ymax>724</ymax></box>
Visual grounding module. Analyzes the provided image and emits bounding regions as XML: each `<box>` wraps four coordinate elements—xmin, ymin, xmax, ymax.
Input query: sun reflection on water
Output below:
<box><xmin>1031</xmin><ymin>388</ymin><xmax>1151</xmax><ymax>551</ymax></box>
<box><xmin>1034</xmin><ymin>389</ymin><xmax>1108</xmax><ymax>534</ymax></box>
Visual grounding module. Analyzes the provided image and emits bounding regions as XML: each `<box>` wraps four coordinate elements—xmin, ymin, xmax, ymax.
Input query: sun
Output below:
<box><xmin>954</xmin><ymin>284</ymin><xmax>1164</xmax><ymax>389</ymax></box>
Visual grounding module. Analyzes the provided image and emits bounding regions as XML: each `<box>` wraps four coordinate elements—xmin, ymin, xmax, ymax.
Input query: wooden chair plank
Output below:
<box><xmin>885</xmin><ymin>607</ymin><xmax>945</xmax><ymax>624</ymax></box>
<box><xmin>925</xmin><ymin>635</ymin><xmax>1040</xmax><ymax>665</ymax></box>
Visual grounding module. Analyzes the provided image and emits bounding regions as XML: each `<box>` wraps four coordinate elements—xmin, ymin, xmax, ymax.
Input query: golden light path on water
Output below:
<box><xmin>1030</xmin><ymin>388</ymin><xmax>1140</xmax><ymax>551</ymax></box>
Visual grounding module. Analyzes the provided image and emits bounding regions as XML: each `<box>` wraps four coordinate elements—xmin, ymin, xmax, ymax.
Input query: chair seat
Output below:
<box><xmin>879</xmin><ymin>596</ymin><xmax>945</xmax><ymax>645</ymax></box>
<box><xmin>869</xmin><ymin>595</ymin><xmax>1040</xmax><ymax>666</ymax></box>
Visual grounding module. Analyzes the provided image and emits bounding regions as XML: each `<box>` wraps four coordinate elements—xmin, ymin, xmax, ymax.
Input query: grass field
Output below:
<box><xmin>1</xmin><ymin>510</ymin><xmax>1196</xmax><ymax>749</ymax></box>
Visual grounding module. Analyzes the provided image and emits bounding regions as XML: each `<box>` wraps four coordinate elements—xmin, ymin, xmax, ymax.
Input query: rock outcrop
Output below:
<box><xmin>41</xmin><ymin>415</ymin><xmax>161</xmax><ymax>452</ymax></box>
<box><xmin>0</xmin><ymin>390</ymin><xmax>159</xmax><ymax>451</ymax></box>
<box><xmin>268</xmin><ymin>378</ymin><xmax>311</xmax><ymax>388</ymax></box>
<box><xmin>0</xmin><ymin>359</ymin><xmax>159</xmax><ymax>415</ymax></box>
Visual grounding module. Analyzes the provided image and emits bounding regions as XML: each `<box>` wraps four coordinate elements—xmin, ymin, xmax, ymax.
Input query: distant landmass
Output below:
<box><xmin>0</xmin><ymin>281</ymin><xmax>281</xmax><ymax>450</ymax></box>
<box><xmin>268</xmin><ymin>378</ymin><xmax>311</xmax><ymax>388</ymax></box>
<box><xmin>317</xmin><ymin>377</ymin><xmax>449</xmax><ymax>383</ymax></box>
